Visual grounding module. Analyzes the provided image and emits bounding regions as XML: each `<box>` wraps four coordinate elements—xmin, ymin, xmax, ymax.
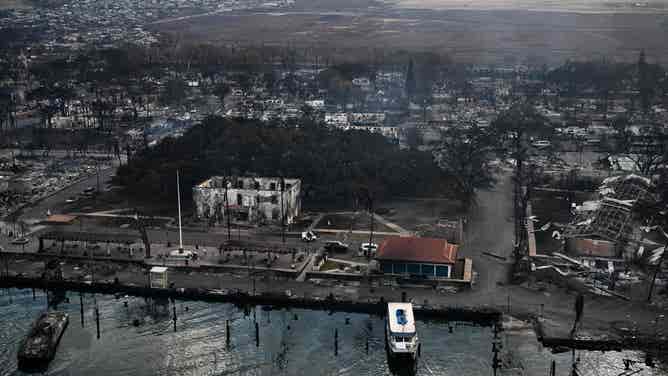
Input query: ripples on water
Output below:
<box><xmin>0</xmin><ymin>288</ymin><xmax>665</xmax><ymax>376</ymax></box>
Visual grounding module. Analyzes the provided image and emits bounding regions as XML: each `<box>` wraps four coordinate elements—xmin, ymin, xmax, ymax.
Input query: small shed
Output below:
<box><xmin>150</xmin><ymin>266</ymin><xmax>168</xmax><ymax>288</ymax></box>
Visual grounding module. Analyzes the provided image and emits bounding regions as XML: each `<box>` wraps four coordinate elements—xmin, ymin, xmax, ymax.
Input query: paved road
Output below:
<box><xmin>459</xmin><ymin>172</ymin><xmax>515</xmax><ymax>299</ymax></box>
<box><xmin>14</xmin><ymin>165</ymin><xmax>118</xmax><ymax>223</ymax></box>
<box><xmin>0</xmin><ymin>159</ymin><xmax>118</xmax><ymax>252</ymax></box>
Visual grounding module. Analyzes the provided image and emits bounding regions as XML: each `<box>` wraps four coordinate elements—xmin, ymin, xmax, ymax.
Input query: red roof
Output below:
<box><xmin>376</xmin><ymin>236</ymin><xmax>458</xmax><ymax>265</ymax></box>
<box><xmin>45</xmin><ymin>214</ymin><xmax>78</xmax><ymax>224</ymax></box>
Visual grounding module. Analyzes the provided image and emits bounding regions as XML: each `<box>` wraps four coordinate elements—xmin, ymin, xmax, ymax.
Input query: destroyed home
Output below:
<box><xmin>193</xmin><ymin>176</ymin><xmax>301</xmax><ymax>225</ymax></box>
<box><xmin>324</xmin><ymin>113</ymin><xmax>349</xmax><ymax>126</ymax></box>
<box><xmin>338</xmin><ymin>125</ymin><xmax>400</xmax><ymax>142</ymax></box>
<box><xmin>563</xmin><ymin>174</ymin><xmax>657</xmax><ymax>262</ymax></box>
<box><xmin>349</xmin><ymin>112</ymin><xmax>386</xmax><ymax>126</ymax></box>
<box><xmin>0</xmin><ymin>176</ymin><xmax>8</xmax><ymax>193</ymax></box>
<box><xmin>375</xmin><ymin>236</ymin><xmax>459</xmax><ymax>279</ymax></box>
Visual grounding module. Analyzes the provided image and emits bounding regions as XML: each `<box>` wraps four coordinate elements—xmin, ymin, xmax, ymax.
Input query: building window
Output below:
<box><xmin>270</xmin><ymin>182</ymin><xmax>276</xmax><ymax>191</ymax></box>
<box><xmin>237</xmin><ymin>194</ymin><xmax>242</xmax><ymax>206</ymax></box>
<box><xmin>393</xmin><ymin>263</ymin><xmax>406</xmax><ymax>274</ymax></box>
<box><xmin>382</xmin><ymin>262</ymin><xmax>393</xmax><ymax>274</ymax></box>
<box><xmin>436</xmin><ymin>265</ymin><xmax>450</xmax><ymax>278</ymax></box>
<box><xmin>421</xmin><ymin>264</ymin><xmax>435</xmax><ymax>276</ymax></box>
<box><xmin>271</xmin><ymin>195</ymin><xmax>278</xmax><ymax>204</ymax></box>
<box><xmin>272</xmin><ymin>209</ymin><xmax>279</xmax><ymax>220</ymax></box>
<box><xmin>406</xmin><ymin>263</ymin><xmax>420</xmax><ymax>275</ymax></box>
<box><xmin>254</xmin><ymin>181</ymin><xmax>260</xmax><ymax>190</ymax></box>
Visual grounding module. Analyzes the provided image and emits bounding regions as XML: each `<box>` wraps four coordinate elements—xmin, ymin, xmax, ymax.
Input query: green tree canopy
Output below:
<box><xmin>115</xmin><ymin>117</ymin><xmax>453</xmax><ymax>207</ymax></box>
<box><xmin>435</xmin><ymin>124</ymin><xmax>497</xmax><ymax>208</ymax></box>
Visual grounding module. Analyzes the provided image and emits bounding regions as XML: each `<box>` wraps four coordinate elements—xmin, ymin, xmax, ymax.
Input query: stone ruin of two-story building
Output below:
<box><xmin>193</xmin><ymin>176</ymin><xmax>301</xmax><ymax>225</ymax></box>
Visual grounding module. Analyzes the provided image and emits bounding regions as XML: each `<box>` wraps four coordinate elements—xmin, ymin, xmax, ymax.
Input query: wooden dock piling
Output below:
<box><xmin>226</xmin><ymin>319</ymin><xmax>230</xmax><ymax>346</ymax></box>
<box><xmin>95</xmin><ymin>307</ymin><xmax>100</xmax><ymax>339</ymax></box>
<box><xmin>80</xmin><ymin>293</ymin><xmax>84</xmax><ymax>327</ymax></box>
<box><xmin>255</xmin><ymin>322</ymin><xmax>259</xmax><ymax>347</ymax></box>
<box><xmin>334</xmin><ymin>328</ymin><xmax>338</xmax><ymax>356</ymax></box>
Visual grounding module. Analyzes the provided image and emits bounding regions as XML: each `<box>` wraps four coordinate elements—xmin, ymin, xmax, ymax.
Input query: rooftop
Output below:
<box><xmin>564</xmin><ymin>174</ymin><xmax>656</xmax><ymax>242</ymax></box>
<box><xmin>376</xmin><ymin>236</ymin><xmax>458</xmax><ymax>265</ymax></box>
<box><xmin>44</xmin><ymin>214</ymin><xmax>78</xmax><ymax>224</ymax></box>
<box><xmin>38</xmin><ymin>230</ymin><xmax>140</xmax><ymax>244</ymax></box>
<box><xmin>387</xmin><ymin>302</ymin><xmax>416</xmax><ymax>334</ymax></box>
<box><xmin>150</xmin><ymin>266</ymin><xmax>168</xmax><ymax>273</ymax></box>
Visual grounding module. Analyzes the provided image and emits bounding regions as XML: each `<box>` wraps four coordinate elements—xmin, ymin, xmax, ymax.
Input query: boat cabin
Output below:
<box><xmin>386</xmin><ymin>302</ymin><xmax>419</xmax><ymax>357</ymax></box>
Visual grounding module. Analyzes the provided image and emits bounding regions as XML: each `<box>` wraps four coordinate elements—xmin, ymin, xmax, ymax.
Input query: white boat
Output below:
<box><xmin>385</xmin><ymin>302</ymin><xmax>420</xmax><ymax>361</ymax></box>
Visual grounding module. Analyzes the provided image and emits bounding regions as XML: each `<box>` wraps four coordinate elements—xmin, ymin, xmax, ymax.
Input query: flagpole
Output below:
<box><xmin>177</xmin><ymin>170</ymin><xmax>183</xmax><ymax>252</ymax></box>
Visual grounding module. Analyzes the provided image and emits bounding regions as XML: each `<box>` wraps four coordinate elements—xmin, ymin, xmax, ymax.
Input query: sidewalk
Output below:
<box><xmin>372</xmin><ymin>213</ymin><xmax>411</xmax><ymax>235</ymax></box>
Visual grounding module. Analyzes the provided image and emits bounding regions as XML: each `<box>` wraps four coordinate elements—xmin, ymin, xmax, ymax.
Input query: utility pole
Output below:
<box><xmin>280</xmin><ymin>177</ymin><xmax>286</xmax><ymax>244</ymax></box>
<box><xmin>176</xmin><ymin>170</ymin><xmax>184</xmax><ymax>252</ymax></box>
<box><xmin>367</xmin><ymin>190</ymin><xmax>374</xmax><ymax>249</ymax></box>
<box><xmin>95</xmin><ymin>159</ymin><xmax>101</xmax><ymax>194</ymax></box>
<box><xmin>224</xmin><ymin>176</ymin><xmax>231</xmax><ymax>241</ymax></box>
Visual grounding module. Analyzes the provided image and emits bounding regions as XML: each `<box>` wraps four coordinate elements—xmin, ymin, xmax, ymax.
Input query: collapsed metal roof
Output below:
<box><xmin>564</xmin><ymin>174</ymin><xmax>655</xmax><ymax>242</ymax></box>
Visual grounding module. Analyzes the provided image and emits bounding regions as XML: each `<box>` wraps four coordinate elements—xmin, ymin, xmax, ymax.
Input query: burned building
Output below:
<box><xmin>563</xmin><ymin>174</ymin><xmax>656</xmax><ymax>261</ymax></box>
<box><xmin>193</xmin><ymin>176</ymin><xmax>301</xmax><ymax>225</ymax></box>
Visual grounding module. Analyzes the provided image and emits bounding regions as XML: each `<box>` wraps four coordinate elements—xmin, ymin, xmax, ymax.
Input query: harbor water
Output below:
<box><xmin>0</xmin><ymin>288</ymin><xmax>665</xmax><ymax>376</ymax></box>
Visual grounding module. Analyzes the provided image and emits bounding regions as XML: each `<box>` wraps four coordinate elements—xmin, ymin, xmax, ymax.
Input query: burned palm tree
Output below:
<box><xmin>132</xmin><ymin>210</ymin><xmax>151</xmax><ymax>259</ymax></box>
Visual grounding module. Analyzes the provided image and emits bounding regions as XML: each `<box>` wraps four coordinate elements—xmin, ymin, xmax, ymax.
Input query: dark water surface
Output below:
<box><xmin>0</xmin><ymin>288</ymin><xmax>665</xmax><ymax>376</ymax></box>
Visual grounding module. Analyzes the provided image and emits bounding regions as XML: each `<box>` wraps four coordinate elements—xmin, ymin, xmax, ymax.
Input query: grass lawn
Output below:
<box><xmin>319</xmin><ymin>260</ymin><xmax>344</xmax><ymax>272</ymax></box>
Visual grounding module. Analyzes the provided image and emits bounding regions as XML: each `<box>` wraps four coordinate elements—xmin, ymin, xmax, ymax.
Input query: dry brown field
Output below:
<box><xmin>148</xmin><ymin>0</ymin><xmax>668</xmax><ymax>65</ymax></box>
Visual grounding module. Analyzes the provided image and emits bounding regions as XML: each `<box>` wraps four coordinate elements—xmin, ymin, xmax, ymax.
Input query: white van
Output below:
<box><xmin>531</xmin><ymin>140</ymin><xmax>551</xmax><ymax>148</ymax></box>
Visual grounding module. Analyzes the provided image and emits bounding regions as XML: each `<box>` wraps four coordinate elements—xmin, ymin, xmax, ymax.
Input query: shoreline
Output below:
<box><xmin>2</xmin><ymin>274</ymin><xmax>666</xmax><ymax>354</ymax></box>
<box><xmin>0</xmin><ymin>275</ymin><xmax>500</xmax><ymax>323</ymax></box>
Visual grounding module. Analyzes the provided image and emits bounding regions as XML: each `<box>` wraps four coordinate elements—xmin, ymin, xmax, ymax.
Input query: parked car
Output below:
<box><xmin>585</xmin><ymin>138</ymin><xmax>601</xmax><ymax>146</ymax></box>
<box><xmin>531</xmin><ymin>140</ymin><xmax>551</xmax><ymax>148</ymax></box>
<box><xmin>301</xmin><ymin>231</ymin><xmax>317</xmax><ymax>242</ymax></box>
<box><xmin>11</xmin><ymin>237</ymin><xmax>29</xmax><ymax>245</ymax></box>
<box><xmin>323</xmin><ymin>241</ymin><xmax>349</xmax><ymax>253</ymax></box>
<box><xmin>358</xmin><ymin>243</ymin><xmax>378</xmax><ymax>257</ymax></box>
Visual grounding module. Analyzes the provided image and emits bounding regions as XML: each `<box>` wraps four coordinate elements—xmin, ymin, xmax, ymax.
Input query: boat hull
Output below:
<box><xmin>17</xmin><ymin>312</ymin><xmax>69</xmax><ymax>372</ymax></box>
<box><xmin>384</xmin><ymin>332</ymin><xmax>419</xmax><ymax>376</ymax></box>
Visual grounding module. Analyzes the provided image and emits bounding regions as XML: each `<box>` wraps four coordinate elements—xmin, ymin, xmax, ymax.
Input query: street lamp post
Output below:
<box><xmin>280</xmin><ymin>177</ymin><xmax>286</xmax><ymax>244</ymax></box>
<box><xmin>368</xmin><ymin>192</ymin><xmax>374</xmax><ymax>251</ymax></box>
<box><xmin>225</xmin><ymin>176</ymin><xmax>231</xmax><ymax>241</ymax></box>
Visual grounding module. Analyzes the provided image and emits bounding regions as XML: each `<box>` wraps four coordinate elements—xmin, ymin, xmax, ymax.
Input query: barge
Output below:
<box><xmin>17</xmin><ymin>311</ymin><xmax>69</xmax><ymax>371</ymax></box>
